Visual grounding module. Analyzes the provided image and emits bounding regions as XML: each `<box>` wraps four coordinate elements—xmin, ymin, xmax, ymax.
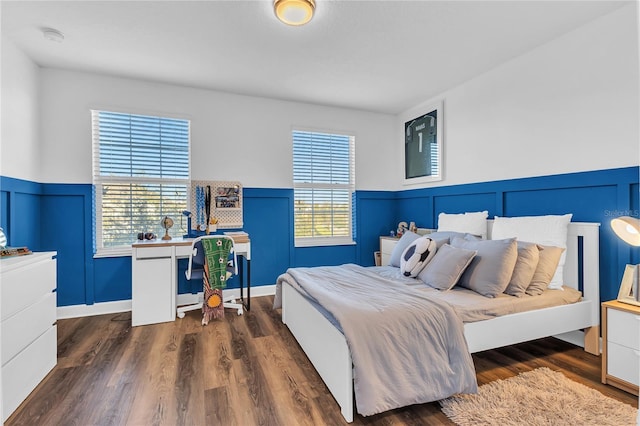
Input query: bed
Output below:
<box><xmin>276</xmin><ymin>220</ymin><xmax>600</xmax><ymax>423</ymax></box>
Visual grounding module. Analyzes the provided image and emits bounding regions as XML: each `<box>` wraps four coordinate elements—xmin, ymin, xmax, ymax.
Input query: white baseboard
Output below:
<box><xmin>57</xmin><ymin>284</ymin><xmax>277</xmax><ymax>319</ymax></box>
<box><xmin>241</xmin><ymin>284</ymin><xmax>276</xmax><ymax>298</ymax></box>
<box><xmin>57</xmin><ymin>300</ymin><xmax>132</xmax><ymax>319</ymax></box>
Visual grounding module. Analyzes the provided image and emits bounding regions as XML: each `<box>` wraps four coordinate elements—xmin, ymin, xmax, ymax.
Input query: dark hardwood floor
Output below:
<box><xmin>6</xmin><ymin>295</ymin><xmax>638</xmax><ymax>425</ymax></box>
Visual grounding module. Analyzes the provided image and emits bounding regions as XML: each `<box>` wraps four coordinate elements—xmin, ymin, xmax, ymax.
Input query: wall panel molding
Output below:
<box><xmin>396</xmin><ymin>167</ymin><xmax>640</xmax><ymax>302</ymax></box>
<box><xmin>2</xmin><ymin>167</ymin><xmax>637</xmax><ymax>309</ymax></box>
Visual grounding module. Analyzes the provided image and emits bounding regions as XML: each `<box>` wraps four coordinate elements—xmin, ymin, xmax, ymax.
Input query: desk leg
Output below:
<box><xmin>246</xmin><ymin>259</ymin><xmax>251</xmax><ymax>311</ymax></box>
<box><xmin>238</xmin><ymin>255</ymin><xmax>251</xmax><ymax>311</ymax></box>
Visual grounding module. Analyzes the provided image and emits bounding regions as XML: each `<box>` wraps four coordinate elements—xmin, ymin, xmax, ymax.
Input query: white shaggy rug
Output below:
<box><xmin>440</xmin><ymin>367</ymin><xmax>638</xmax><ymax>426</ymax></box>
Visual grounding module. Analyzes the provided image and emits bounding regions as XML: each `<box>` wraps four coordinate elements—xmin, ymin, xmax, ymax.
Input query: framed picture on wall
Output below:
<box><xmin>403</xmin><ymin>100</ymin><xmax>443</xmax><ymax>185</ymax></box>
<box><xmin>215</xmin><ymin>185</ymin><xmax>240</xmax><ymax>209</ymax></box>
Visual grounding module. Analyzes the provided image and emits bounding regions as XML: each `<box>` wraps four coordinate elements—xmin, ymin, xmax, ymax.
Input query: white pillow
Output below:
<box><xmin>437</xmin><ymin>211</ymin><xmax>489</xmax><ymax>239</ymax></box>
<box><xmin>491</xmin><ymin>214</ymin><xmax>572</xmax><ymax>290</ymax></box>
<box><xmin>400</xmin><ymin>237</ymin><xmax>437</xmax><ymax>278</ymax></box>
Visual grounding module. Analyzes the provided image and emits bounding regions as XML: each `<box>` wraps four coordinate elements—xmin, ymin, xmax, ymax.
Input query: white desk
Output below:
<box><xmin>131</xmin><ymin>237</ymin><xmax>250</xmax><ymax>326</ymax></box>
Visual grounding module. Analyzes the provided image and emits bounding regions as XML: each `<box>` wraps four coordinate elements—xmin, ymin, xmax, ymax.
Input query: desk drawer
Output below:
<box><xmin>132</xmin><ymin>256</ymin><xmax>174</xmax><ymax>326</ymax></box>
<box><xmin>135</xmin><ymin>246</ymin><xmax>172</xmax><ymax>259</ymax></box>
<box><xmin>608</xmin><ymin>308</ymin><xmax>640</xmax><ymax>350</ymax></box>
<box><xmin>175</xmin><ymin>244</ymin><xmax>193</xmax><ymax>257</ymax></box>
<box><xmin>608</xmin><ymin>341</ymin><xmax>640</xmax><ymax>386</ymax></box>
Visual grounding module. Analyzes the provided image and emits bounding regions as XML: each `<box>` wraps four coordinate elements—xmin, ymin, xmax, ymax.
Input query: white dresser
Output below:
<box><xmin>601</xmin><ymin>300</ymin><xmax>640</xmax><ymax>396</ymax></box>
<box><xmin>1</xmin><ymin>252</ymin><xmax>58</xmax><ymax>422</ymax></box>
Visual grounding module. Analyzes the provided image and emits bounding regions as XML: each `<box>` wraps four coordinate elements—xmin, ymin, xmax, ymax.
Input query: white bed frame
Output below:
<box><xmin>281</xmin><ymin>222</ymin><xmax>600</xmax><ymax>423</ymax></box>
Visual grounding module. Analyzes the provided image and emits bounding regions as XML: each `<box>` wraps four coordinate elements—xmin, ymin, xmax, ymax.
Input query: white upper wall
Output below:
<box><xmin>398</xmin><ymin>3</ymin><xmax>639</xmax><ymax>190</ymax></box>
<box><xmin>1</xmin><ymin>38</ymin><xmax>40</xmax><ymax>182</ymax></box>
<box><xmin>37</xmin><ymin>69</ymin><xmax>396</xmax><ymax>189</ymax></box>
<box><xmin>3</xmin><ymin>3</ymin><xmax>638</xmax><ymax>190</ymax></box>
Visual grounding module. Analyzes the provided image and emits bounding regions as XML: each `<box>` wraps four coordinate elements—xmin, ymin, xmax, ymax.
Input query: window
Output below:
<box><xmin>293</xmin><ymin>130</ymin><xmax>355</xmax><ymax>247</ymax></box>
<box><xmin>92</xmin><ymin>110</ymin><xmax>190</xmax><ymax>254</ymax></box>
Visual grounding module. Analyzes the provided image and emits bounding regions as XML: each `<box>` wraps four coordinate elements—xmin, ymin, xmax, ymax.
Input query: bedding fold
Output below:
<box><xmin>276</xmin><ymin>263</ymin><xmax>477</xmax><ymax>416</ymax></box>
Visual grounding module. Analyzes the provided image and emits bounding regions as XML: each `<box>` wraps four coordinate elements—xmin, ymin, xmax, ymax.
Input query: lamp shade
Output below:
<box><xmin>611</xmin><ymin>216</ymin><xmax>640</xmax><ymax>246</ymax></box>
<box><xmin>274</xmin><ymin>0</ymin><xmax>315</xmax><ymax>26</ymax></box>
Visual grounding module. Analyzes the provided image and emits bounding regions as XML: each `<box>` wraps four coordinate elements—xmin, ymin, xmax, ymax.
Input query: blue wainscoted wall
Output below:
<box><xmin>0</xmin><ymin>177</ymin><xmax>43</xmax><ymax>250</ymax></box>
<box><xmin>395</xmin><ymin>167</ymin><xmax>640</xmax><ymax>303</ymax></box>
<box><xmin>0</xmin><ymin>178</ymin><xmax>396</xmax><ymax>307</ymax></box>
<box><xmin>355</xmin><ymin>190</ymin><xmax>397</xmax><ymax>265</ymax></box>
<box><xmin>1</xmin><ymin>167</ymin><xmax>637</xmax><ymax>309</ymax></box>
<box><xmin>41</xmin><ymin>184</ymin><xmax>95</xmax><ymax>306</ymax></box>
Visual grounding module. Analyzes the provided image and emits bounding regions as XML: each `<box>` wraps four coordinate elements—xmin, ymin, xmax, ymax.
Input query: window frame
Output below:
<box><xmin>292</xmin><ymin>127</ymin><xmax>356</xmax><ymax>248</ymax></box>
<box><xmin>91</xmin><ymin>109</ymin><xmax>191</xmax><ymax>257</ymax></box>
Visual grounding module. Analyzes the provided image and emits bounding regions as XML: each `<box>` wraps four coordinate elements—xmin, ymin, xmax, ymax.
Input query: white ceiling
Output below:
<box><xmin>1</xmin><ymin>0</ymin><xmax>630</xmax><ymax>114</ymax></box>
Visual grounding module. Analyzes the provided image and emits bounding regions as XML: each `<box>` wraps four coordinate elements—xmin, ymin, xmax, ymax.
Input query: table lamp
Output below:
<box><xmin>611</xmin><ymin>216</ymin><xmax>640</xmax><ymax>247</ymax></box>
<box><xmin>611</xmin><ymin>216</ymin><xmax>640</xmax><ymax>305</ymax></box>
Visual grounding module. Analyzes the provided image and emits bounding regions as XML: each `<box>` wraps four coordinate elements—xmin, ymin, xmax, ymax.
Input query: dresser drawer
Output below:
<box><xmin>608</xmin><ymin>308</ymin><xmax>640</xmax><ymax>350</ymax></box>
<box><xmin>2</xmin><ymin>325</ymin><xmax>57</xmax><ymax>422</ymax></box>
<box><xmin>1</xmin><ymin>258</ymin><xmax>56</xmax><ymax>321</ymax></box>
<box><xmin>2</xmin><ymin>292</ymin><xmax>57</xmax><ymax>365</ymax></box>
<box><xmin>608</xmin><ymin>341</ymin><xmax>640</xmax><ymax>387</ymax></box>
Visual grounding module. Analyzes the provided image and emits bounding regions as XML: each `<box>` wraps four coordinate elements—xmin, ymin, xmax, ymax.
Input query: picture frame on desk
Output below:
<box><xmin>617</xmin><ymin>264</ymin><xmax>640</xmax><ymax>306</ymax></box>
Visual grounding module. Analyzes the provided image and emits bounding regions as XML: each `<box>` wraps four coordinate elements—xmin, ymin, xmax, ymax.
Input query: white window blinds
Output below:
<box><xmin>293</xmin><ymin>130</ymin><xmax>355</xmax><ymax>246</ymax></box>
<box><xmin>92</xmin><ymin>110</ymin><xmax>190</xmax><ymax>252</ymax></box>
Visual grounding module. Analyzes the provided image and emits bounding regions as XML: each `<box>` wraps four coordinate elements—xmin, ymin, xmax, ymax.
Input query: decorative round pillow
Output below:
<box><xmin>207</xmin><ymin>292</ymin><xmax>222</xmax><ymax>308</ymax></box>
<box><xmin>400</xmin><ymin>236</ymin><xmax>437</xmax><ymax>277</ymax></box>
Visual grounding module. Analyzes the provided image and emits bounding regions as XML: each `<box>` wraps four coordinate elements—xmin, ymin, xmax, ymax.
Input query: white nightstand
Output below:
<box><xmin>601</xmin><ymin>300</ymin><xmax>640</xmax><ymax>395</ymax></box>
<box><xmin>379</xmin><ymin>236</ymin><xmax>399</xmax><ymax>266</ymax></box>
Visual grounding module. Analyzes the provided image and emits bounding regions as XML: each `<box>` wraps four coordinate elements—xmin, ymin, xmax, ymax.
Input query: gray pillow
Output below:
<box><xmin>418</xmin><ymin>244</ymin><xmax>477</xmax><ymax>291</ymax></box>
<box><xmin>389</xmin><ymin>231</ymin><xmax>420</xmax><ymax>267</ymax></box>
<box><xmin>504</xmin><ymin>241</ymin><xmax>540</xmax><ymax>297</ymax></box>
<box><xmin>526</xmin><ymin>245</ymin><xmax>565</xmax><ymax>295</ymax></box>
<box><xmin>450</xmin><ymin>237</ymin><xmax>518</xmax><ymax>298</ymax></box>
<box><xmin>424</xmin><ymin>231</ymin><xmax>469</xmax><ymax>248</ymax></box>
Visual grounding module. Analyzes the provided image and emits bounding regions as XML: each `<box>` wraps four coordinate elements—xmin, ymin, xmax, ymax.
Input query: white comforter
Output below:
<box><xmin>275</xmin><ymin>263</ymin><xmax>477</xmax><ymax>416</ymax></box>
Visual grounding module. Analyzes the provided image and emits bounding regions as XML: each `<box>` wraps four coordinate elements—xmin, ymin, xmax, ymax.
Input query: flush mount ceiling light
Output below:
<box><xmin>274</xmin><ymin>0</ymin><xmax>315</xmax><ymax>26</ymax></box>
<box><xmin>42</xmin><ymin>28</ymin><xmax>64</xmax><ymax>43</ymax></box>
